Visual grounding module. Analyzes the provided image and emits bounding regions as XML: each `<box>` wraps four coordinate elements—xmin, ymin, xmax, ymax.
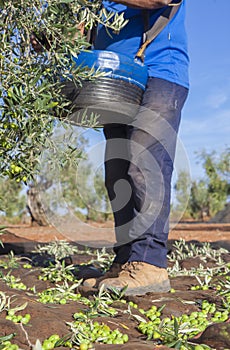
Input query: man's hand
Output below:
<box><xmin>30</xmin><ymin>33</ymin><xmax>50</xmax><ymax>53</ymax></box>
<box><xmin>112</xmin><ymin>0</ymin><xmax>173</xmax><ymax>9</ymax></box>
<box><xmin>30</xmin><ymin>34</ymin><xmax>42</xmax><ymax>53</ymax></box>
<box><xmin>30</xmin><ymin>24</ymin><xmax>84</xmax><ymax>53</ymax></box>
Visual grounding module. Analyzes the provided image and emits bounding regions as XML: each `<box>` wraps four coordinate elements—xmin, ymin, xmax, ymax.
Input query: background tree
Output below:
<box><xmin>60</xmin><ymin>157</ymin><xmax>111</xmax><ymax>222</ymax></box>
<box><xmin>73</xmin><ymin>161</ymin><xmax>104</xmax><ymax>221</ymax></box>
<box><xmin>200</xmin><ymin>148</ymin><xmax>230</xmax><ymax>216</ymax></box>
<box><xmin>188</xmin><ymin>180</ymin><xmax>210</xmax><ymax>221</ymax></box>
<box><xmin>25</xmin><ymin>125</ymin><xmax>111</xmax><ymax>224</ymax></box>
<box><xmin>173</xmin><ymin>148</ymin><xmax>229</xmax><ymax>221</ymax></box>
<box><xmin>0</xmin><ymin>178</ymin><xmax>26</xmax><ymax>221</ymax></box>
<box><xmin>26</xmin><ymin>125</ymin><xmax>89</xmax><ymax>225</ymax></box>
<box><xmin>94</xmin><ymin>168</ymin><xmax>112</xmax><ymax>222</ymax></box>
<box><xmin>172</xmin><ymin>170</ymin><xmax>191</xmax><ymax>220</ymax></box>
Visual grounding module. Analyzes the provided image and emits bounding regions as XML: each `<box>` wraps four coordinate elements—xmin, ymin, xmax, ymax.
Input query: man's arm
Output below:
<box><xmin>30</xmin><ymin>24</ymin><xmax>84</xmax><ymax>53</ymax></box>
<box><xmin>111</xmin><ymin>0</ymin><xmax>173</xmax><ymax>9</ymax></box>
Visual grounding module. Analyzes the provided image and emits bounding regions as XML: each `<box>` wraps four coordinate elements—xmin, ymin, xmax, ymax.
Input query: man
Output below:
<box><xmin>31</xmin><ymin>0</ymin><xmax>189</xmax><ymax>295</ymax></box>
<box><xmin>83</xmin><ymin>0</ymin><xmax>189</xmax><ymax>295</ymax></box>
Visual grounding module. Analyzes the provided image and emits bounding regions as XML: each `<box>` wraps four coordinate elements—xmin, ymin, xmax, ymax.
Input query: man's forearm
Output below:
<box><xmin>111</xmin><ymin>0</ymin><xmax>172</xmax><ymax>10</ymax></box>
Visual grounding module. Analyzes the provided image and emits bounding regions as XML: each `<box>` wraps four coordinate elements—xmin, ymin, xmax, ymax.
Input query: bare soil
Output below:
<box><xmin>2</xmin><ymin>220</ymin><xmax>230</xmax><ymax>243</ymax></box>
<box><xmin>0</xmin><ymin>221</ymin><xmax>230</xmax><ymax>350</ymax></box>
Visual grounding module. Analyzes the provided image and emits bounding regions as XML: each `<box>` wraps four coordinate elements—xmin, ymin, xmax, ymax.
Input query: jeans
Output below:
<box><xmin>103</xmin><ymin>77</ymin><xmax>188</xmax><ymax>268</ymax></box>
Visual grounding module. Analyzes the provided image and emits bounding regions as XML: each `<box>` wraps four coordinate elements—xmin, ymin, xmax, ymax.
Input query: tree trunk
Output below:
<box><xmin>26</xmin><ymin>186</ymin><xmax>49</xmax><ymax>226</ymax></box>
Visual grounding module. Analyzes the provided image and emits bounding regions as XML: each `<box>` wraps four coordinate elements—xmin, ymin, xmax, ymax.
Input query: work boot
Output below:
<box><xmin>83</xmin><ymin>262</ymin><xmax>123</xmax><ymax>288</ymax></box>
<box><xmin>99</xmin><ymin>261</ymin><xmax>171</xmax><ymax>295</ymax></box>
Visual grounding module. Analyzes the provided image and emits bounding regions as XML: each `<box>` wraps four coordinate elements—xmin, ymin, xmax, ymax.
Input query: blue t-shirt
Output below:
<box><xmin>94</xmin><ymin>0</ymin><xmax>189</xmax><ymax>88</ymax></box>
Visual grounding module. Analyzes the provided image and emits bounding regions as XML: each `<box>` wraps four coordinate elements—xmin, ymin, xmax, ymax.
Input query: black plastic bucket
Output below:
<box><xmin>69</xmin><ymin>50</ymin><xmax>148</xmax><ymax>126</ymax></box>
<box><xmin>74</xmin><ymin>76</ymin><xmax>144</xmax><ymax>105</ymax></box>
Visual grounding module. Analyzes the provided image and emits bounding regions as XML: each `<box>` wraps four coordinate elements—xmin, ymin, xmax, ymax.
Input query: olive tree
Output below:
<box><xmin>0</xmin><ymin>0</ymin><xmax>127</xmax><ymax>184</ymax></box>
<box><xmin>0</xmin><ymin>1</ymin><xmax>127</xmax><ymax>222</ymax></box>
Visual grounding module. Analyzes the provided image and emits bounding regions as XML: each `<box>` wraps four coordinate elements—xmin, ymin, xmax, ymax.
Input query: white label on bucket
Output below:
<box><xmin>98</xmin><ymin>54</ymin><xmax>119</xmax><ymax>70</ymax></box>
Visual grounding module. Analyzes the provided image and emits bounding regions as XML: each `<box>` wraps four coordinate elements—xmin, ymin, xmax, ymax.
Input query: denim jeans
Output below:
<box><xmin>103</xmin><ymin>77</ymin><xmax>188</xmax><ymax>268</ymax></box>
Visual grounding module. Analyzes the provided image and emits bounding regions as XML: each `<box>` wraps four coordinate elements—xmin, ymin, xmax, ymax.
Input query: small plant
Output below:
<box><xmin>6</xmin><ymin>311</ymin><xmax>31</xmax><ymax>325</ymax></box>
<box><xmin>5</xmin><ymin>302</ymin><xmax>30</xmax><ymax>325</ymax></box>
<box><xmin>103</xmin><ymin>285</ymin><xmax>128</xmax><ymax>301</ymax></box>
<box><xmin>0</xmin><ymin>225</ymin><xmax>6</xmax><ymax>248</ymax></box>
<box><xmin>0</xmin><ymin>334</ymin><xmax>19</xmax><ymax>350</ymax></box>
<box><xmin>41</xmin><ymin>334</ymin><xmax>72</xmax><ymax>350</ymax></box>
<box><xmin>0</xmin><ymin>251</ymin><xmax>32</xmax><ymax>269</ymax></box>
<box><xmin>38</xmin><ymin>260</ymin><xmax>76</xmax><ymax>283</ymax></box>
<box><xmin>168</xmin><ymin>258</ymin><xmax>230</xmax><ymax>278</ymax></box>
<box><xmin>191</xmin><ymin>275</ymin><xmax>212</xmax><ymax>290</ymax></box>
<box><xmin>67</xmin><ymin>320</ymin><xmax>129</xmax><ymax>348</ymax></box>
<box><xmin>37</xmin><ymin>280</ymin><xmax>82</xmax><ymax>304</ymax></box>
<box><xmin>23</xmin><ymin>263</ymin><xmax>33</xmax><ymax>269</ymax></box>
<box><xmin>88</xmin><ymin>247</ymin><xmax>115</xmax><ymax>272</ymax></box>
<box><xmin>168</xmin><ymin>239</ymin><xmax>228</xmax><ymax>263</ymax></box>
<box><xmin>0</xmin><ymin>271</ymin><xmax>27</xmax><ymax>290</ymax></box>
<box><xmin>81</xmin><ymin>285</ymin><xmax>118</xmax><ymax>318</ymax></box>
<box><xmin>137</xmin><ymin>300</ymin><xmax>227</xmax><ymax>349</ymax></box>
<box><xmin>34</xmin><ymin>240</ymin><xmax>79</xmax><ymax>262</ymax></box>
<box><xmin>0</xmin><ymin>251</ymin><xmax>20</xmax><ymax>269</ymax></box>
<box><xmin>0</xmin><ymin>291</ymin><xmax>11</xmax><ymax>313</ymax></box>
<box><xmin>215</xmin><ymin>275</ymin><xmax>230</xmax><ymax>312</ymax></box>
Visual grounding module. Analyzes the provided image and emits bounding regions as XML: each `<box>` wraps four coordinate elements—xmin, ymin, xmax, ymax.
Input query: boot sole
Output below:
<box><xmin>103</xmin><ymin>279</ymin><xmax>171</xmax><ymax>296</ymax></box>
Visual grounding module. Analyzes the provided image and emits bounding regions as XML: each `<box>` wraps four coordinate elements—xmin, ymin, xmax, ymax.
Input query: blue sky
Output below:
<box><xmin>181</xmin><ymin>0</ymin><xmax>230</xmax><ymax>179</ymax></box>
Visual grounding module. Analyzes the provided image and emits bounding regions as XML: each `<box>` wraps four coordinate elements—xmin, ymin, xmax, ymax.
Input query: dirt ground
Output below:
<box><xmin>2</xmin><ymin>220</ymin><xmax>230</xmax><ymax>244</ymax></box>
<box><xmin>1</xmin><ymin>221</ymin><xmax>230</xmax><ymax>257</ymax></box>
<box><xmin>0</xmin><ymin>221</ymin><xmax>230</xmax><ymax>350</ymax></box>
